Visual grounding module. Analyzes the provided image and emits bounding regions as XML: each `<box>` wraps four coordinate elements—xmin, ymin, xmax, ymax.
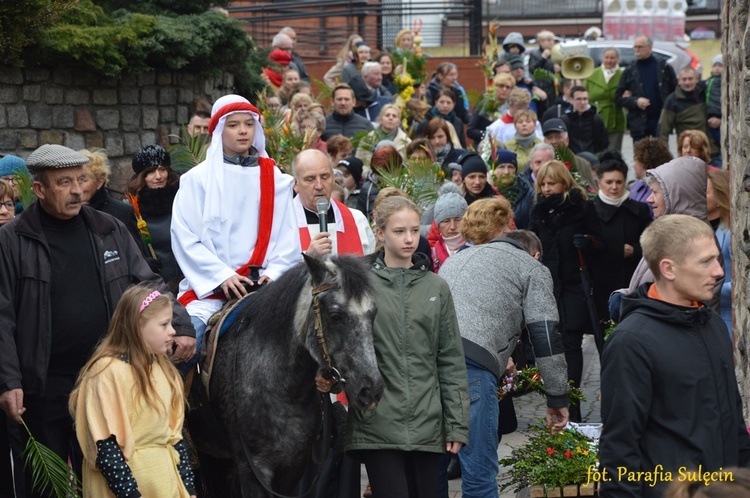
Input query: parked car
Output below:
<box><xmin>585</xmin><ymin>40</ymin><xmax>701</xmax><ymax>75</ymax></box>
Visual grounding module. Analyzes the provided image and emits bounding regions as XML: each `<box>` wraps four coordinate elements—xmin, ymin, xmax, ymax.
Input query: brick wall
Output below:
<box><xmin>0</xmin><ymin>67</ymin><xmax>232</xmax><ymax>191</ymax></box>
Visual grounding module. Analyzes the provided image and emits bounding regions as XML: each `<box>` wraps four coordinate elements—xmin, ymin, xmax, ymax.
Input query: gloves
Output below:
<box><xmin>573</xmin><ymin>234</ymin><xmax>591</xmax><ymax>249</ymax></box>
<box><xmin>608</xmin><ymin>292</ymin><xmax>623</xmax><ymax>323</ymax></box>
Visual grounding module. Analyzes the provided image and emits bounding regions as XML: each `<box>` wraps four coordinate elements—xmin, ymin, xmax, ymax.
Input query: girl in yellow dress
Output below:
<box><xmin>69</xmin><ymin>285</ymin><xmax>195</xmax><ymax>498</ymax></box>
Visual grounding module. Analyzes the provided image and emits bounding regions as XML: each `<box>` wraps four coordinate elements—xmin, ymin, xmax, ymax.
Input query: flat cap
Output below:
<box><xmin>26</xmin><ymin>144</ymin><xmax>90</xmax><ymax>171</ymax></box>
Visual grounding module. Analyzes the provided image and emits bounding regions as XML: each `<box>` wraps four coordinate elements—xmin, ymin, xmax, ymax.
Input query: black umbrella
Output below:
<box><xmin>578</xmin><ymin>248</ymin><xmax>603</xmax><ymax>353</ymax></box>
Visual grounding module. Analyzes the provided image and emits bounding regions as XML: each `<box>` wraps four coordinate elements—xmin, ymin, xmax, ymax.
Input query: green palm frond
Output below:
<box><xmin>311</xmin><ymin>77</ymin><xmax>332</xmax><ymax>107</ymax></box>
<box><xmin>376</xmin><ymin>158</ymin><xmax>445</xmax><ymax>207</ymax></box>
<box><xmin>20</xmin><ymin>417</ymin><xmax>82</xmax><ymax>498</ymax></box>
<box><xmin>14</xmin><ymin>171</ymin><xmax>37</xmax><ymax>208</ymax></box>
<box><xmin>168</xmin><ymin>126</ymin><xmax>209</xmax><ymax>173</ymax></box>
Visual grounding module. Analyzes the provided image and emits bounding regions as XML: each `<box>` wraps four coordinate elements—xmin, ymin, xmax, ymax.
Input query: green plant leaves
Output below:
<box><xmin>20</xmin><ymin>417</ymin><xmax>82</xmax><ymax>498</ymax></box>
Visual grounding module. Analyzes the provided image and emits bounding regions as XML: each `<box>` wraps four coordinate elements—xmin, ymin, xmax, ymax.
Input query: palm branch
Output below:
<box><xmin>20</xmin><ymin>417</ymin><xmax>82</xmax><ymax>498</ymax></box>
<box><xmin>168</xmin><ymin>125</ymin><xmax>209</xmax><ymax>173</ymax></box>
<box><xmin>376</xmin><ymin>158</ymin><xmax>445</xmax><ymax>207</ymax></box>
<box><xmin>14</xmin><ymin>171</ymin><xmax>37</xmax><ymax>208</ymax></box>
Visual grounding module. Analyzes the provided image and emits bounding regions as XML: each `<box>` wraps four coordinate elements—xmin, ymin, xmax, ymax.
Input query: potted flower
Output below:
<box><xmin>499</xmin><ymin>421</ymin><xmax>599</xmax><ymax>497</ymax></box>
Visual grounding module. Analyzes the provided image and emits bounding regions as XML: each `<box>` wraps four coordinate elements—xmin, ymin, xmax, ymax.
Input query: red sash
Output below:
<box><xmin>177</xmin><ymin>157</ymin><xmax>277</xmax><ymax>307</ymax></box>
<box><xmin>298</xmin><ymin>200</ymin><xmax>364</xmax><ymax>256</ymax></box>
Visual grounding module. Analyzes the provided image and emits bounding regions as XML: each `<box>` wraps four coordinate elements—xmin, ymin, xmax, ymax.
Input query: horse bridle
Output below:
<box><xmin>233</xmin><ymin>281</ymin><xmax>339</xmax><ymax>498</ymax></box>
<box><xmin>305</xmin><ymin>281</ymin><xmax>346</xmax><ymax>385</ymax></box>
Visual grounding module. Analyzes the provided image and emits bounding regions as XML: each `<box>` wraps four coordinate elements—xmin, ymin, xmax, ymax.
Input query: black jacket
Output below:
<box><xmin>590</xmin><ymin>197</ymin><xmax>652</xmax><ymax>321</ymax></box>
<box><xmin>561</xmin><ymin>106</ymin><xmax>609</xmax><ymax>154</ymax></box>
<box><xmin>426</xmin><ymin>78</ymin><xmax>469</xmax><ymax>124</ymax></box>
<box><xmin>511</xmin><ymin>168</ymin><xmax>535</xmax><ymax>229</ymax></box>
<box><xmin>529</xmin><ymin>189</ymin><xmax>604</xmax><ymax>333</ymax></box>
<box><xmin>322</xmin><ymin>112</ymin><xmax>374</xmax><ymax>141</ymax></box>
<box><xmin>616</xmin><ymin>56</ymin><xmax>677</xmax><ymax>136</ymax></box>
<box><xmin>88</xmin><ymin>187</ymin><xmax>145</xmax><ymax>257</ymax></box>
<box><xmin>466</xmin><ymin>97</ymin><xmax>497</xmax><ymax>143</ymax></box>
<box><xmin>0</xmin><ymin>203</ymin><xmax>194</xmax><ymax>395</ymax></box>
<box><xmin>138</xmin><ymin>183</ymin><xmax>181</xmax><ymax>284</ymax></box>
<box><xmin>600</xmin><ymin>284</ymin><xmax>750</xmax><ymax>497</ymax></box>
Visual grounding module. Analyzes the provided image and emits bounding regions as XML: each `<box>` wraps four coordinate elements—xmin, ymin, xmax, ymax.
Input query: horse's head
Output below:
<box><xmin>299</xmin><ymin>254</ymin><xmax>384</xmax><ymax>410</ymax></box>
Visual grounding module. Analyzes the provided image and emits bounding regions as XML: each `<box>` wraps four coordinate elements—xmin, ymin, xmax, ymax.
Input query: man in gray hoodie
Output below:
<box><xmin>439</xmin><ymin>197</ymin><xmax>569</xmax><ymax>498</ymax></box>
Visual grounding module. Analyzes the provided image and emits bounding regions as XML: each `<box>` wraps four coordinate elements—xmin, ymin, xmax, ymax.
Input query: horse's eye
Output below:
<box><xmin>328</xmin><ymin>312</ymin><xmax>342</xmax><ymax>321</ymax></box>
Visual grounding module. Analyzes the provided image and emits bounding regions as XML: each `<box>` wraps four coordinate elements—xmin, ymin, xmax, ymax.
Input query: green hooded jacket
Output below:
<box><xmin>345</xmin><ymin>255</ymin><xmax>469</xmax><ymax>454</ymax></box>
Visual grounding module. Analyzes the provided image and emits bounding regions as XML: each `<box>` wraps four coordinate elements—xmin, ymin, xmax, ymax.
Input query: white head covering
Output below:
<box><xmin>201</xmin><ymin>94</ymin><xmax>270</xmax><ymax>240</ymax></box>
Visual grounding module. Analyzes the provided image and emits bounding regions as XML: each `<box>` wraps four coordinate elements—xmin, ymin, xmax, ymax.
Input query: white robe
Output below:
<box><xmin>171</xmin><ymin>160</ymin><xmax>302</xmax><ymax>323</ymax></box>
<box><xmin>486</xmin><ymin>119</ymin><xmax>544</xmax><ymax>144</ymax></box>
<box><xmin>293</xmin><ymin>196</ymin><xmax>376</xmax><ymax>256</ymax></box>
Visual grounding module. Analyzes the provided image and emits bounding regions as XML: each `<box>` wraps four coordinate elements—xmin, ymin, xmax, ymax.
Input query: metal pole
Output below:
<box><xmin>470</xmin><ymin>0</ymin><xmax>483</xmax><ymax>55</ymax></box>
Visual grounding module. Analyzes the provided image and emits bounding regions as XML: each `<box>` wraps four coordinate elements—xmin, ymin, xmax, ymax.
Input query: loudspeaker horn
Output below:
<box><xmin>561</xmin><ymin>56</ymin><xmax>595</xmax><ymax>79</ymax></box>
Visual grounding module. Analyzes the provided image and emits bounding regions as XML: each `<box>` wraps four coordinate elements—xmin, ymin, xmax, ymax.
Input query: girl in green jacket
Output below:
<box><xmin>345</xmin><ymin>195</ymin><xmax>469</xmax><ymax>498</ymax></box>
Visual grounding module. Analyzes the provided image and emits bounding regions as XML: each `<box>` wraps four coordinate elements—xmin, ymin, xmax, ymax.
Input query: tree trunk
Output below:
<box><xmin>726</xmin><ymin>0</ymin><xmax>750</xmax><ymax>418</ymax></box>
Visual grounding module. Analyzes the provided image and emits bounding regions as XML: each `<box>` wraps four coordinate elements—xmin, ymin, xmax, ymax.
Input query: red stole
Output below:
<box><xmin>177</xmin><ymin>157</ymin><xmax>277</xmax><ymax>307</ymax></box>
<box><xmin>298</xmin><ymin>200</ymin><xmax>364</xmax><ymax>256</ymax></box>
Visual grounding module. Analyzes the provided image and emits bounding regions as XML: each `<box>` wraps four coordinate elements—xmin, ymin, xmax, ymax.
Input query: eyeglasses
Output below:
<box><xmin>0</xmin><ymin>201</ymin><xmax>14</xmax><ymax>211</ymax></box>
<box><xmin>495</xmin><ymin>84</ymin><xmax>513</xmax><ymax>89</ymax></box>
<box><xmin>0</xmin><ymin>176</ymin><xmax>15</xmax><ymax>185</ymax></box>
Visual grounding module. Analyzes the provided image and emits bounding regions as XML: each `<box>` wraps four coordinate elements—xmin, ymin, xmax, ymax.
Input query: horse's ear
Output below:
<box><xmin>303</xmin><ymin>253</ymin><xmax>331</xmax><ymax>286</ymax></box>
<box><xmin>361</xmin><ymin>252</ymin><xmax>379</xmax><ymax>267</ymax></box>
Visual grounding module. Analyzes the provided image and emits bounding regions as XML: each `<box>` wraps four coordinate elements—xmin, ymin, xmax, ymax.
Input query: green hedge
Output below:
<box><xmin>2</xmin><ymin>0</ymin><xmax>267</xmax><ymax>98</ymax></box>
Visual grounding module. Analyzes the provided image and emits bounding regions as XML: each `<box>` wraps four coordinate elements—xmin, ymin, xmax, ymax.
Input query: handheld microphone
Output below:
<box><xmin>316</xmin><ymin>198</ymin><xmax>329</xmax><ymax>233</ymax></box>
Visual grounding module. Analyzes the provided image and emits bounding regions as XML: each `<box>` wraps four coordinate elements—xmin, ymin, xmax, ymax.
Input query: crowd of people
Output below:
<box><xmin>0</xmin><ymin>24</ymin><xmax>744</xmax><ymax>498</ymax></box>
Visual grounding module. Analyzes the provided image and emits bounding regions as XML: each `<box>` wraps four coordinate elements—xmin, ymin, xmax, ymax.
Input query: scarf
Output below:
<box><xmin>514</xmin><ymin>133</ymin><xmax>536</xmax><ymax>149</ymax></box>
<box><xmin>377</xmin><ymin>126</ymin><xmax>399</xmax><ymax>143</ymax></box>
<box><xmin>443</xmin><ymin>233</ymin><xmax>466</xmax><ymax>254</ymax></box>
<box><xmin>264</xmin><ymin>67</ymin><xmax>283</xmax><ymax>87</ymax></box>
<box><xmin>223</xmin><ymin>150</ymin><xmax>260</xmax><ymax>167</ymax></box>
<box><xmin>598</xmin><ymin>189</ymin><xmax>630</xmax><ymax>208</ymax></box>
<box><xmin>465</xmin><ymin>182</ymin><xmax>496</xmax><ymax>205</ymax></box>
<box><xmin>138</xmin><ymin>182</ymin><xmax>180</xmax><ymax>217</ymax></box>
<box><xmin>435</xmin><ymin>144</ymin><xmax>451</xmax><ymax>165</ymax></box>
<box><xmin>603</xmin><ymin>66</ymin><xmax>620</xmax><ymax>84</ymax></box>
<box><xmin>429</xmin><ymin>107</ymin><xmax>456</xmax><ymax>123</ymax></box>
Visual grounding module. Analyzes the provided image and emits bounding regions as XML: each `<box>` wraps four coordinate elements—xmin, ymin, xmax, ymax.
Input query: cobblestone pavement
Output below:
<box><xmin>359</xmin><ymin>335</ymin><xmax>602</xmax><ymax>498</ymax></box>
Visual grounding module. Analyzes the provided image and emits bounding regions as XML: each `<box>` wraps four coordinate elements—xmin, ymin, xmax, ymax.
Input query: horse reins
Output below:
<box><xmin>233</xmin><ymin>280</ymin><xmax>337</xmax><ymax>498</ymax></box>
<box><xmin>305</xmin><ymin>281</ymin><xmax>345</xmax><ymax>385</ymax></box>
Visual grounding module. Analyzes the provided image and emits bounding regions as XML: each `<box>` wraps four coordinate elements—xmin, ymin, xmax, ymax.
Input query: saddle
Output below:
<box><xmin>200</xmin><ymin>284</ymin><xmax>263</xmax><ymax>398</ymax></box>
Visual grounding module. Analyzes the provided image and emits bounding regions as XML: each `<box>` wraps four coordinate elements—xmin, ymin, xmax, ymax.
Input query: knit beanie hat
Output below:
<box><xmin>712</xmin><ymin>54</ymin><xmax>723</xmax><ymax>66</ymax></box>
<box><xmin>0</xmin><ymin>154</ymin><xmax>29</xmax><ymax>177</ymax></box>
<box><xmin>506</xmin><ymin>55</ymin><xmax>524</xmax><ymax>70</ymax></box>
<box><xmin>132</xmin><ymin>145</ymin><xmax>171</xmax><ymax>175</ymax></box>
<box><xmin>269</xmin><ymin>49</ymin><xmax>292</xmax><ymax>66</ymax></box>
<box><xmin>460</xmin><ymin>154</ymin><xmax>488</xmax><ymax>179</ymax></box>
<box><xmin>337</xmin><ymin>157</ymin><xmax>364</xmax><ymax>185</ymax></box>
<box><xmin>495</xmin><ymin>149</ymin><xmax>518</xmax><ymax>168</ymax></box>
<box><xmin>434</xmin><ymin>192</ymin><xmax>468</xmax><ymax>225</ymax></box>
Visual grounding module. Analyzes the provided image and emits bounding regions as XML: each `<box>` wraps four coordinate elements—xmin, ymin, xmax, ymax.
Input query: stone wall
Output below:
<box><xmin>725</xmin><ymin>0</ymin><xmax>750</xmax><ymax>417</ymax></box>
<box><xmin>0</xmin><ymin>67</ymin><xmax>233</xmax><ymax>191</ymax></box>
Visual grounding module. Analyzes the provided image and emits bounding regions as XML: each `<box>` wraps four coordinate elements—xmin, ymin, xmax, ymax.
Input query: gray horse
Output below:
<box><xmin>194</xmin><ymin>254</ymin><xmax>384</xmax><ymax>497</ymax></box>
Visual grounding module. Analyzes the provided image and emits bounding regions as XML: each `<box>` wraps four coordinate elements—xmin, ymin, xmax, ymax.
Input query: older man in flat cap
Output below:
<box><xmin>0</xmin><ymin>144</ymin><xmax>195</xmax><ymax>497</ymax></box>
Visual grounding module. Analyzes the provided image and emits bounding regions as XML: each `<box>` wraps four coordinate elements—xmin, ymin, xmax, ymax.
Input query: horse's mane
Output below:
<box><xmin>230</xmin><ymin>255</ymin><xmax>374</xmax><ymax>343</ymax></box>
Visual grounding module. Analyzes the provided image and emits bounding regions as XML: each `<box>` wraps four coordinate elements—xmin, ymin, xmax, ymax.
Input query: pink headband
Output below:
<box><xmin>139</xmin><ymin>290</ymin><xmax>162</xmax><ymax>313</ymax></box>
